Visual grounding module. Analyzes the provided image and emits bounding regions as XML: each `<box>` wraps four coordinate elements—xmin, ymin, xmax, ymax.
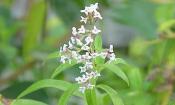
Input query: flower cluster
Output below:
<box><xmin>59</xmin><ymin>3</ymin><xmax>116</xmax><ymax>93</ymax></box>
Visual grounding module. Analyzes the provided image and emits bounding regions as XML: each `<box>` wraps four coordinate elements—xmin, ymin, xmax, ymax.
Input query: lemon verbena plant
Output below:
<box><xmin>13</xmin><ymin>3</ymin><xmax>129</xmax><ymax>105</ymax></box>
<box><xmin>59</xmin><ymin>3</ymin><xmax>115</xmax><ymax>93</ymax></box>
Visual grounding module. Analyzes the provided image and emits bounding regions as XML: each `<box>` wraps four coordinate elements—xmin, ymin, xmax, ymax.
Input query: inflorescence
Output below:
<box><xmin>59</xmin><ymin>3</ymin><xmax>116</xmax><ymax>93</ymax></box>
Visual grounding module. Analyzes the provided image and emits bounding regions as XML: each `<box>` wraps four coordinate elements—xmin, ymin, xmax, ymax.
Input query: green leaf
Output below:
<box><xmin>46</xmin><ymin>51</ymin><xmax>60</xmax><ymax>60</ymax></box>
<box><xmin>128</xmin><ymin>68</ymin><xmax>142</xmax><ymax>90</ymax></box>
<box><xmin>97</xmin><ymin>84</ymin><xmax>124</xmax><ymax>105</ymax></box>
<box><xmin>85</xmin><ymin>88</ymin><xmax>97</xmax><ymax>105</ymax></box>
<box><xmin>12</xmin><ymin>99</ymin><xmax>47</xmax><ymax>105</ymax></box>
<box><xmin>94</xmin><ymin>35</ymin><xmax>102</xmax><ymax>51</ymax></box>
<box><xmin>114</xmin><ymin>58</ymin><xmax>127</xmax><ymax>65</ymax></box>
<box><xmin>57</xmin><ymin>84</ymin><xmax>79</xmax><ymax>105</ymax></box>
<box><xmin>17</xmin><ymin>79</ymin><xmax>82</xmax><ymax>99</ymax></box>
<box><xmin>51</xmin><ymin>62</ymin><xmax>76</xmax><ymax>78</ymax></box>
<box><xmin>22</xmin><ymin>0</ymin><xmax>45</xmax><ymax>57</ymax></box>
<box><xmin>105</xmin><ymin>64</ymin><xmax>129</xmax><ymax>86</ymax></box>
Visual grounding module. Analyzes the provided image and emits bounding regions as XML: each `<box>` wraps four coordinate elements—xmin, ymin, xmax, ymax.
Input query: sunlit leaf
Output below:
<box><xmin>12</xmin><ymin>99</ymin><xmax>47</xmax><ymax>105</ymax></box>
<box><xmin>17</xmin><ymin>79</ymin><xmax>82</xmax><ymax>99</ymax></box>
<box><xmin>105</xmin><ymin>64</ymin><xmax>129</xmax><ymax>85</ymax></box>
<box><xmin>97</xmin><ymin>84</ymin><xmax>124</xmax><ymax>105</ymax></box>
<box><xmin>57</xmin><ymin>84</ymin><xmax>79</xmax><ymax>105</ymax></box>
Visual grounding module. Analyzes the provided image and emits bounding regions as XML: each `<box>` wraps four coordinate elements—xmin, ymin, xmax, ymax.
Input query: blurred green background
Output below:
<box><xmin>0</xmin><ymin>0</ymin><xmax>175</xmax><ymax>105</ymax></box>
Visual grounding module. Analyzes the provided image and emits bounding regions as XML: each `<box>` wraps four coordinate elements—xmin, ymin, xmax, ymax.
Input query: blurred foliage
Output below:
<box><xmin>0</xmin><ymin>0</ymin><xmax>175</xmax><ymax>105</ymax></box>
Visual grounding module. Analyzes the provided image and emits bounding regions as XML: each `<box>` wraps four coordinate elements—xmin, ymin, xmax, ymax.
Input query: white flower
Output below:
<box><xmin>92</xmin><ymin>26</ymin><xmax>101</xmax><ymax>34</ymax></box>
<box><xmin>63</xmin><ymin>44</ymin><xmax>68</xmax><ymax>52</ymax></box>
<box><xmin>68</xmin><ymin>41</ymin><xmax>73</xmax><ymax>49</ymax></box>
<box><xmin>80</xmin><ymin>3</ymin><xmax>98</xmax><ymax>15</ymax></box>
<box><xmin>85</xmin><ymin>36</ymin><xmax>93</xmax><ymax>45</ymax></box>
<box><xmin>78</xmin><ymin>25</ymin><xmax>86</xmax><ymax>34</ymax></box>
<box><xmin>81</xmin><ymin>52</ymin><xmax>91</xmax><ymax>60</ymax></box>
<box><xmin>80</xmin><ymin>7</ymin><xmax>89</xmax><ymax>15</ymax></box>
<box><xmin>70</xmin><ymin>37</ymin><xmax>76</xmax><ymax>44</ymax></box>
<box><xmin>109</xmin><ymin>44</ymin><xmax>114</xmax><ymax>52</ymax></box>
<box><xmin>80</xmin><ymin>16</ymin><xmax>88</xmax><ymax>24</ymax></box>
<box><xmin>72</xmin><ymin>27</ymin><xmax>78</xmax><ymax>36</ymax></box>
<box><xmin>60</xmin><ymin>56</ymin><xmax>67</xmax><ymax>63</ymax></box>
<box><xmin>94</xmin><ymin>11</ymin><xmax>103</xmax><ymax>20</ymax></box>
<box><xmin>85</xmin><ymin>62</ymin><xmax>93</xmax><ymax>69</ymax></box>
<box><xmin>90</xmin><ymin>3</ymin><xmax>99</xmax><ymax>11</ymax></box>
<box><xmin>79</xmin><ymin>66</ymin><xmax>86</xmax><ymax>73</ymax></box>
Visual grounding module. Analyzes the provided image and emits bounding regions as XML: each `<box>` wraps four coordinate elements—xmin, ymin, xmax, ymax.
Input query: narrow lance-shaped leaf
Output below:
<box><xmin>105</xmin><ymin>64</ymin><xmax>129</xmax><ymax>86</ymax></box>
<box><xmin>51</xmin><ymin>62</ymin><xmax>76</xmax><ymax>78</ymax></box>
<box><xmin>23</xmin><ymin>0</ymin><xmax>45</xmax><ymax>57</ymax></box>
<box><xmin>97</xmin><ymin>84</ymin><xmax>124</xmax><ymax>105</ymax></box>
<box><xmin>85</xmin><ymin>88</ymin><xmax>98</xmax><ymax>105</ymax></box>
<box><xmin>46</xmin><ymin>51</ymin><xmax>60</xmax><ymax>60</ymax></box>
<box><xmin>57</xmin><ymin>84</ymin><xmax>79</xmax><ymax>105</ymax></box>
<box><xmin>114</xmin><ymin>58</ymin><xmax>127</xmax><ymax>65</ymax></box>
<box><xmin>94</xmin><ymin>35</ymin><xmax>102</xmax><ymax>51</ymax></box>
<box><xmin>12</xmin><ymin>99</ymin><xmax>48</xmax><ymax>105</ymax></box>
<box><xmin>17</xmin><ymin>79</ymin><xmax>82</xmax><ymax>99</ymax></box>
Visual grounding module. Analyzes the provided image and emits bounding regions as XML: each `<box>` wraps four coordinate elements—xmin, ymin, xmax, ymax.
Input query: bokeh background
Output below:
<box><xmin>0</xmin><ymin>0</ymin><xmax>175</xmax><ymax>105</ymax></box>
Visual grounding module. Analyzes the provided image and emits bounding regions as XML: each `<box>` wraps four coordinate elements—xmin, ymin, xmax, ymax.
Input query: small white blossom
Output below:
<box><xmin>92</xmin><ymin>26</ymin><xmax>101</xmax><ymax>34</ymax></box>
<box><xmin>81</xmin><ymin>3</ymin><xmax>99</xmax><ymax>15</ymax></box>
<box><xmin>70</xmin><ymin>37</ymin><xmax>76</xmax><ymax>44</ymax></box>
<box><xmin>85</xmin><ymin>62</ymin><xmax>93</xmax><ymax>69</ymax></box>
<box><xmin>68</xmin><ymin>41</ymin><xmax>73</xmax><ymax>49</ymax></box>
<box><xmin>78</xmin><ymin>25</ymin><xmax>86</xmax><ymax>34</ymax></box>
<box><xmin>90</xmin><ymin>3</ymin><xmax>99</xmax><ymax>11</ymax></box>
<box><xmin>63</xmin><ymin>44</ymin><xmax>68</xmax><ymax>52</ymax></box>
<box><xmin>79</xmin><ymin>66</ymin><xmax>86</xmax><ymax>73</ymax></box>
<box><xmin>85</xmin><ymin>36</ymin><xmax>93</xmax><ymax>45</ymax></box>
<box><xmin>80</xmin><ymin>16</ymin><xmax>88</xmax><ymax>24</ymax></box>
<box><xmin>60</xmin><ymin>56</ymin><xmax>67</xmax><ymax>63</ymax></box>
<box><xmin>72</xmin><ymin>27</ymin><xmax>78</xmax><ymax>36</ymax></box>
<box><xmin>80</xmin><ymin>7</ymin><xmax>89</xmax><ymax>15</ymax></box>
<box><xmin>94</xmin><ymin>11</ymin><xmax>103</xmax><ymax>20</ymax></box>
<box><xmin>82</xmin><ymin>52</ymin><xmax>91</xmax><ymax>60</ymax></box>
